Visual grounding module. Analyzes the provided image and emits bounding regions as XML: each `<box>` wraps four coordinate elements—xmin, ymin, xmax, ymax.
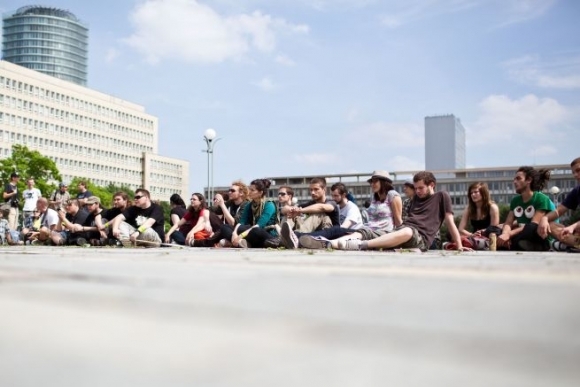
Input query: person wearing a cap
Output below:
<box><xmin>49</xmin><ymin>182</ymin><xmax>70</xmax><ymax>211</ymax></box>
<box><xmin>3</xmin><ymin>172</ymin><xmax>20</xmax><ymax>230</ymax></box>
<box><xmin>79</xmin><ymin>196</ymin><xmax>108</xmax><ymax>245</ymax></box>
<box><xmin>335</xmin><ymin>171</ymin><xmax>472</xmax><ymax>252</ymax></box>
<box><xmin>52</xmin><ymin>198</ymin><xmax>89</xmax><ymax>246</ymax></box>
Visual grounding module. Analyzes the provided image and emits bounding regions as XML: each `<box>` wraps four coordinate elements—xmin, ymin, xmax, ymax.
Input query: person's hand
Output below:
<box><xmin>185</xmin><ymin>232</ymin><xmax>194</xmax><ymax>246</ymax></box>
<box><xmin>562</xmin><ymin>224</ymin><xmax>576</xmax><ymax>237</ymax></box>
<box><xmin>112</xmin><ymin>228</ymin><xmax>120</xmax><ymax>238</ymax></box>
<box><xmin>129</xmin><ymin>231</ymin><xmax>139</xmax><ymax>243</ymax></box>
<box><xmin>538</xmin><ymin>218</ymin><xmax>550</xmax><ymax>239</ymax></box>
<box><xmin>214</xmin><ymin>194</ymin><xmax>224</xmax><ymax>206</ymax></box>
<box><xmin>164</xmin><ymin>234</ymin><xmax>171</xmax><ymax>243</ymax></box>
<box><xmin>457</xmin><ymin>246</ymin><xmax>474</xmax><ymax>252</ymax></box>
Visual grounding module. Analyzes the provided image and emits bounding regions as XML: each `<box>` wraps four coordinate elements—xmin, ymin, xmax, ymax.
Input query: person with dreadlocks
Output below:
<box><xmin>231</xmin><ymin>178</ymin><xmax>279</xmax><ymax>248</ymax></box>
<box><xmin>498</xmin><ymin>166</ymin><xmax>553</xmax><ymax>251</ymax></box>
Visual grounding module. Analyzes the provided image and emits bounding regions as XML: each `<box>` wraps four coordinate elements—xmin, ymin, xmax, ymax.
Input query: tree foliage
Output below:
<box><xmin>0</xmin><ymin>144</ymin><xmax>61</xmax><ymax>200</ymax></box>
<box><xmin>68</xmin><ymin>177</ymin><xmax>136</xmax><ymax>209</ymax></box>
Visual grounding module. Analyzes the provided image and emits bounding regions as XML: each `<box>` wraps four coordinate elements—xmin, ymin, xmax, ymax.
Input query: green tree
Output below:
<box><xmin>0</xmin><ymin>144</ymin><xmax>61</xmax><ymax>202</ymax></box>
<box><xmin>67</xmin><ymin>178</ymin><xmax>138</xmax><ymax>209</ymax></box>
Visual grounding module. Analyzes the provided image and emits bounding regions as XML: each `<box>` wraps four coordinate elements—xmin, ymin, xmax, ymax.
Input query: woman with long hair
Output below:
<box><xmin>231</xmin><ymin>178</ymin><xmax>278</xmax><ymax>248</ymax></box>
<box><xmin>454</xmin><ymin>182</ymin><xmax>500</xmax><ymax>250</ymax></box>
<box><xmin>459</xmin><ymin>182</ymin><xmax>500</xmax><ymax>237</ymax></box>
<box><xmin>165</xmin><ymin>193</ymin><xmax>212</xmax><ymax>246</ymax></box>
<box><xmin>169</xmin><ymin>193</ymin><xmax>186</xmax><ymax>227</ymax></box>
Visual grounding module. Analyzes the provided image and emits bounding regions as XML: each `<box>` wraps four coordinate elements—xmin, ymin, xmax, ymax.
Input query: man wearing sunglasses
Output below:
<box><xmin>111</xmin><ymin>189</ymin><xmax>164</xmax><ymax>247</ymax></box>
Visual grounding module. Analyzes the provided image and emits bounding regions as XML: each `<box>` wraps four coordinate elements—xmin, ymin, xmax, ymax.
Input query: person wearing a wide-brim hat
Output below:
<box><xmin>335</xmin><ymin>171</ymin><xmax>472</xmax><ymax>252</ymax></box>
<box><xmin>296</xmin><ymin>170</ymin><xmax>403</xmax><ymax>250</ymax></box>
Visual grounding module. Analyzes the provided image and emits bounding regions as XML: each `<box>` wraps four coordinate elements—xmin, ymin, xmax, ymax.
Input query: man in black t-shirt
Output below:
<box><xmin>52</xmin><ymin>198</ymin><xmax>89</xmax><ymax>245</ymax></box>
<box><xmin>111</xmin><ymin>189</ymin><xmax>164</xmax><ymax>247</ymax></box>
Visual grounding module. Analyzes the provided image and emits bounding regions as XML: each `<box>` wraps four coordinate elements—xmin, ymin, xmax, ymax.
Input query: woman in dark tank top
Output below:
<box><xmin>458</xmin><ymin>182</ymin><xmax>500</xmax><ymax>238</ymax></box>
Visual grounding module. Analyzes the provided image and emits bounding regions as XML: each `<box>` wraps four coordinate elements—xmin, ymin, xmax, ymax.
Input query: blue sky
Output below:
<box><xmin>2</xmin><ymin>0</ymin><xmax>579</xmax><ymax>193</ymax></box>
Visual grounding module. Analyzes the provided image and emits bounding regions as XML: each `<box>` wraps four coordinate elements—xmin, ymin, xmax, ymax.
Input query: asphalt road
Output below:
<box><xmin>1</xmin><ymin>247</ymin><xmax>579</xmax><ymax>387</ymax></box>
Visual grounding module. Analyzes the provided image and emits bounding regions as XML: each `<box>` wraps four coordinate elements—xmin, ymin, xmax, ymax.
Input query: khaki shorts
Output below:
<box><xmin>357</xmin><ymin>226</ymin><xmax>391</xmax><ymax>241</ymax></box>
<box><xmin>396</xmin><ymin>225</ymin><xmax>428</xmax><ymax>251</ymax></box>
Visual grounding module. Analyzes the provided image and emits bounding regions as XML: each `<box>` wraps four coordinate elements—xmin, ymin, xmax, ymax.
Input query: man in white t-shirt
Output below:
<box><xmin>22</xmin><ymin>178</ymin><xmax>42</xmax><ymax>227</ymax></box>
<box><xmin>331</xmin><ymin>182</ymin><xmax>363</xmax><ymax>229</ymax></box>
<box><xmin>32</xmin><ymin>197</ymin><xmax>59</xmax><ymax>244</ymax></box>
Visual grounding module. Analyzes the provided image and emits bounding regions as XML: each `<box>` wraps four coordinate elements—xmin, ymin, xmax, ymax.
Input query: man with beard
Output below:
<box><xmin>498</xmin><ymin>166</ymin><xmax>552</xmax><ymax>251</ymax></box>
<box><xmin>111</xmin><ymin>189</ymin><xmax>164</xmax><ymax>247</ymax></box>
<box><xmin>281</xmin><ymin>177</ymin><xmax>340</xmax><ymax>233</ymax></box>
<box><xmin>98</xmin><ymin>191</ymin><xmax>130</xmax><ymax>246</ymax></box>
<box><xmin>336</xmin><ymin>171</ymin><xmax>470</xmax><ymax>252</ymax></box>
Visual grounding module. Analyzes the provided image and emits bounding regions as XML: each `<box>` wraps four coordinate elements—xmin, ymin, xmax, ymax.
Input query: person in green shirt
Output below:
<box><xmin>498</xmin><ymin>166</ymin><xmax>552</xmax><ymax>251</ymax></box>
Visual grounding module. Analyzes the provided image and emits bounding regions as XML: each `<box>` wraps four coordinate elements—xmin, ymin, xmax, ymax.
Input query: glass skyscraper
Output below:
<box><xmin>2</xmin><ymin>6</ymin><xmax>88</xmax><ymax>86</ymax></box>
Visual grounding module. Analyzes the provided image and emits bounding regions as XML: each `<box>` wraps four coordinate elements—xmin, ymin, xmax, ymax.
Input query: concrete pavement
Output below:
<box><xmin>1</xmin><ymin>247</ymin><xmax>579</xmax><ymax>387</ymax></box>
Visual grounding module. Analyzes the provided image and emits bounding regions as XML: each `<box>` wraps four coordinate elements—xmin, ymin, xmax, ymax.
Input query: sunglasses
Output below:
<box><xmin>278</xmin><ymin>192</ymin><xmax>287</xmax><ymax>196</ymax></box>
<box><xmin>229</xmin><ymin>189</ymin><xmax>237</xmax><ymax>193</ymax></box>
<box><xmin>134</xmin><ymin>195</ymin><xmax>144</xmax><ymax>200</ymax></box>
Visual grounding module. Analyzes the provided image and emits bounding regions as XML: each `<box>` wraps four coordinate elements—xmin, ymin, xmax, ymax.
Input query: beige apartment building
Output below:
<box><xmin>0</xmin><ymin>60</ymin><xmax>188</xmax><ymax>200</ymax></box>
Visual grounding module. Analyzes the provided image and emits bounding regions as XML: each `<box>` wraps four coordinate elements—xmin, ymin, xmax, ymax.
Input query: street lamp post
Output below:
<box><xmin>549</xmin><ymin>186</ymin><xmax>561</xmax><ymax>207</ymax></box>
<box><xmin>203</xmin><ymin>128</ymin><xmax>221</xmax><ymax>200</ymax></box>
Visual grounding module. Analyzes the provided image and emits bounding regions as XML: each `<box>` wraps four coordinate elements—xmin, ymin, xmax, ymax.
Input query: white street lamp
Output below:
<box><xmin>549</xmin><ymin>186</ymin><xmax>561</xmax><ymax>207</ymax></box>
<box><xmin>203</xmin><ymin>128</ymin><xmax>221</xmax><ymax>199</ymax></box>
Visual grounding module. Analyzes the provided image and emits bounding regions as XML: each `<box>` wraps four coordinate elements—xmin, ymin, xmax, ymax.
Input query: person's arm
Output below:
<box><xmin>203</xmin><ymin>210</ymin><xmax>212</xmax><ymax>232</ymax></box>
<box><xmin>458</xmin><ymin>208</ymin><xmax>471</xmax><ymax>237</ymax></box>
<box><xmin>489</xmin><ymin>203</ymin><xmax>500</xmax><ymax>227</ymax></box>
<box><xmin>299</xmin><ymin>203</ymin><xmax>335</xmax><ymax>214</ymax></box>
<box><xmin>165</xmin><ymin>217</ymin><xmax>187</xmax><ymax>243</ymax></box>
<box><xmin>111</xmin><ymin>213</ymin><xmax>126</xmax><ymax>238</ymax></box>
<box><xmin>445</xmin><ymin>212</ymin><xmax>472</xmax><ymax>251</ymax></box>
<box><xmin>185</xmin><ymin>215</ymin><xmax>207</xmax><ymax>244</ymax></box>
<box><xmin>254</xmin><ymin>202</ymin><xmax>276</xmax><ymax>228</ymax></box>
<box><xmin>2</xmin><ymin>186</ymin><xmax>16</xmax><ymax>200</ymax></box>
<box><xmin>214</xmin><ymin>194</ymin><xmax>235</xmax><ymax>226</ymax></box>
<box><xmin>390</xmin><ymin>195</ymin><xmax>403</xmax><ymax>227</ymax></box>
<box><xmin>170</xmin><ymin>213</ymin><xmax>181</xmax><ymax>227</ymax></box>
<box><xmin>538</xmin><ymin>203</ymin><xmax>568</xmax><ymax>238</ymax></box>
<box><xmin>498</xmin><ymin>211</ymin><xmax>516</xmax><ymax>248</ymax></box>
<box><xmin>562</xmin><ymin>221</ymin><xmax>579</xmax><ymax>237</ymax></box>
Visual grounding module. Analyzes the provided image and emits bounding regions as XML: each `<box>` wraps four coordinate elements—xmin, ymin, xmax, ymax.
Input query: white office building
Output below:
<box><xmin>0</xmin><ymin>60</ymin><xmax>188</xmax><ymax>200</ymax></box>
<box><xmin>425</xmin><ymin>114</ymin><xmax>466</xmax><ymax>171</ymax></box>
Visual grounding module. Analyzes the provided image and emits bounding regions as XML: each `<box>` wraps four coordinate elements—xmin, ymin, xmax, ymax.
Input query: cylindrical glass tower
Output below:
<box><xmin>2</xmin><ymin>6</ymin><xmax>88</xmax><ymax>86</ymax></box>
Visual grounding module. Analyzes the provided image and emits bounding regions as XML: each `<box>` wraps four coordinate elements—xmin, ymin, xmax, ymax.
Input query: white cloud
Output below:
<box><xmin>503</xmin><ymin>54</ymin><xmax>580</xmax><ymax>89</ymax></box>
<box><xmin>123</xmin><ymin>0</ymin><xmax>308</xmax><ymax>64</ymax></box>
<box><xmin>253</xmin><ymin>76</ymin><xmax>276</xmax><ymax>91</ymax></box>
<box><xmin>467</xmin><ymin>94</ymin><xmax>573</xmax><ymax>146</ymax></box>
<box><xmin>530</xmin><ymin>145</ymin><xmax>557</xmax><ymax>157</ymax></box>
<box><xmin>497</xmin><ymin>0</ymin><xmax>557</xmax><ymax>27</ymax></box>
<box><xmin>275</xmin><ymin>54</ymin><xmax>296</xmax><ymax>66</ymax></box>
<box><xmin>379</xmin><ymin>0</ymin><xmax>556</xmax><ymax>29</ymax></box>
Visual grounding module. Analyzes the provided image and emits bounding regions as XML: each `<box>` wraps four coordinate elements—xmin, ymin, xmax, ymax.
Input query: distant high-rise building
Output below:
<box><xmin>425</xmin><ymin>114</ymin><xmax>466</xmax><ymax>171</ymax></box>
<box><xmin>2</xmin><ymin>6</ymin><xmax>88</xmax><ymax>86</ymax></box>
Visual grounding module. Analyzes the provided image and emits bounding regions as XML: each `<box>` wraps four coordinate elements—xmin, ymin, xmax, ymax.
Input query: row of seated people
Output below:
<box><xmin>5</xmin><ymin>157</ymin><xmax>579</xmax><ymax>251</ymax></box>
<box><xmin>166</xmin><ymin>158</ymin><xmax>580</xmax><ymax>252</ymax></box>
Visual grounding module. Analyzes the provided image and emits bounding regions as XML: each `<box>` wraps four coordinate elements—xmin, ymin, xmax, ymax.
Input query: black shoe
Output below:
<box><xmin>76</xmin><ymin>237</ymin><xmax>88</xmax><ymax>246</ymax></box>
<box><xmin>264</xmin><ymin>237</ymin><xmax>281</xmax><ymax>248</ymax></box>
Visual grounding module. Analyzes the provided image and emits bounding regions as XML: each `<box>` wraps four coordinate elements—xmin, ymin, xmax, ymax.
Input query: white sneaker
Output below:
<box><xmin>219</xmin><ymin>239</ymin><xmax>233</xmax><ymax>248</ymax></box>
<box><xmin>337</xmin><ymin>239</ymin><xmax>362</xmax><ymax>250</ymax></box>
<box><xmin>280</xmin><ymin>222</ymin><xmax>299</xmax><ymax>249</ymax></box>
<box><xmin>238</xmin><ymin>239</ymin><xmax>250</xmax><ymax>249</ymax></box>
